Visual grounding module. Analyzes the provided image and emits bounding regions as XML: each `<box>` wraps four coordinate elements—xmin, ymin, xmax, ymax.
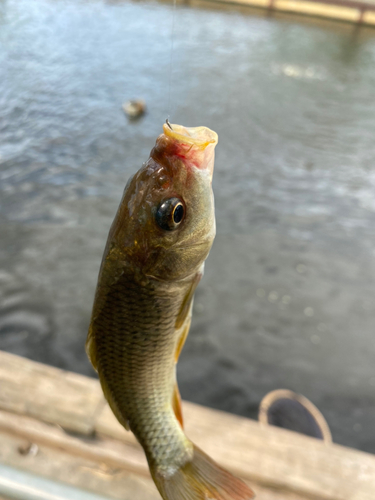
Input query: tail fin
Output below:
<box><xmin>152</xmin><ymin>444</ymin><xmax>255</xmax><ymax>500</ymax></box>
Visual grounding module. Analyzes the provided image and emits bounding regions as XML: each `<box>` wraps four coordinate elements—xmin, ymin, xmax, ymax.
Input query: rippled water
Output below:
<box><xmin>1</xmin><ymin>0</ymin><xmax>375</xmax><ymax>452</ymax></box>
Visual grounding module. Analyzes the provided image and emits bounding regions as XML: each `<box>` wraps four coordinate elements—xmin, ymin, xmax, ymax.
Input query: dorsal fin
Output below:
<box><xmin>85</xmin><ymin>325</ymin><xmax>98</xmax><ymax>372</ymax></box>
<box><xmin>86</xmin><ymin>324</ymin><xmax>130</xmax><ymax>431</ymax></box>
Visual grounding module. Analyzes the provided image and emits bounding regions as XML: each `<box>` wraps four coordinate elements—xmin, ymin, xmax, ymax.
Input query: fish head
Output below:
<box><xmin>107</xmin><ymin>123</ymin><xmax>218</xmax><ymax>281</ymax></box>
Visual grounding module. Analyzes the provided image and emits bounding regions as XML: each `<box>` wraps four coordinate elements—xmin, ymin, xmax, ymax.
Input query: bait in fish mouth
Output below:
<box><xmin>86</xmin><ymin>123</ymin><xmax>255</xmax><ymax>500</ymax></box>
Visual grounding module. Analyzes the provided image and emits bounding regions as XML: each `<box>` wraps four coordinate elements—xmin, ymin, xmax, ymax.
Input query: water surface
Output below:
<box><xmin>1</xmin><ymin>0</ymin><xmax>375</xmax><ymax>452</ymax></box>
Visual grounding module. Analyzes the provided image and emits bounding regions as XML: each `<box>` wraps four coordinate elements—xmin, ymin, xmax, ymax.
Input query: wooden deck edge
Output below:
<box><xmin>0</xmin><ymin>415</ymin><xmax>310</xmax><ymax>500</ymax></box>
<box><xmin>188</xmin><ymin>0</ymin><xmax>375</xmax><ymax>26</ymax></box>
<box><xmin>0</xmin><ymin>351</ymin><xmax>374</xmax><ymax>500</ymax></box>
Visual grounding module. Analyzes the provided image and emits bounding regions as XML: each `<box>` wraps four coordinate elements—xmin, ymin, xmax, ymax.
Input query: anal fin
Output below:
<box><xmin>172</xmin><ymin>383</ymin><xmax>184</xmax><ymax>428</ymax></box>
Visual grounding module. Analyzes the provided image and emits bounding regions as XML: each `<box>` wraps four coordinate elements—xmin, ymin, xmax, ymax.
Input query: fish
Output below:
<box><xmin>86</xmin><ymin>123</ymin><xmax>255</xmax><ymax>500</ymax></box>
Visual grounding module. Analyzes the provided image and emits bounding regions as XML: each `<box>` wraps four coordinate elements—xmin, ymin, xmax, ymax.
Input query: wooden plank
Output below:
<box><xmin>96</xmin><ymin>402</ymin><xmax>375</xmax><ymax>500</ymax></box>
<box><xmin>364</xmin><ymin>8</ymin><xmax>375</xmax><ymax>19</ymax></box>
<box><xmin>0</xmin><ymin>426</ymin><xmax>158</xmax><ymax>500</ymax></box>
<box><xmin>195</xmin><ymin>0</ymin><xmax>375</xmax><ymax>24</ymax></box>
<box><xmin>0</xmin><ymin>351</ymin><xmax>375</xmax><ymax>500</ymax></box>
<box><xmin>0</xmin><ymin>414</ymin><xmax>309</xmax><ymax>500</ymax></box>
<box><xmin>0</xmin><ymin>351</ymin><xmax>103</xmax><ymax>435</ymax></box>
<box><xmin>274</xmin><ymin>0</ymin><xmax>359</xmax><ymax>20</ymax></box>
<box><xmin>0</xmin><ymin>410</ymin><xmax>148</xmax><ymax>479</ymax></box>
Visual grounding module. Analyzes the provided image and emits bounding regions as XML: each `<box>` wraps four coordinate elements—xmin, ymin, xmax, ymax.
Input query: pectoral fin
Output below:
<box><xmin>172</xmin><ymin>313</ymin><xmax>190</xmax><ymax>430</ymax></box>
<box><xmin>175</xmin><ymin>313</ymin><xmax>192</xmax><ymax>363</ymax></box>
<box><xmin>172</xmin><ymin>271</ymin><xmax>204</xmax><ymax>429</ymax></box>
<box><xmin>175</xmin><ymin>269</ymin><xmax>202</xmax><ymax>329</ymax></box>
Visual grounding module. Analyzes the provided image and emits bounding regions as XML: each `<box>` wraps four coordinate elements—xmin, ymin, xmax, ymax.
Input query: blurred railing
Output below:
<box><xmin>199</xmin><ymin>0</ymin><xmax>375</xmax><ymax>25</ymax></box>
<box><xmin>0</xmin><ymin>464</ymin><xmax>112</xmax><ymax>500</ymax></box>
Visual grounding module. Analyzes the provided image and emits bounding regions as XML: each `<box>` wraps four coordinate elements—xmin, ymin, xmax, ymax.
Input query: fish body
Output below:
<box><xmin>86</xmin><ymin>123</ymin><xmax>254</xmax><ymax>500</ymax></box>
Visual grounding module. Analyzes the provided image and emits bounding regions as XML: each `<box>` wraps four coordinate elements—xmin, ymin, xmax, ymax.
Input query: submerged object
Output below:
<box><xmin>86</xmin><ymin>123</ymin><xmax>255</xmax><ymax>500</ymax></box>
<box><xmin>122</xmin><ymin>99</ymin><xmax>146</xmax><ymax>119</ymax></box>
<box><xmin>259</xmin><ymin>389</ymin><xmax>332</xmax><ymax>442</ymax></box>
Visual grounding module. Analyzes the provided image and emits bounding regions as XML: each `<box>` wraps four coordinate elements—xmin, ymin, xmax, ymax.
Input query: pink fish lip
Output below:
<box><xmin>162</xmin><ymin>123</ymin><xmax>218</xmax><ymax>150</ymax></box>
<box><xmin>161</xmin><ymin>123</ymin><xmax>218</xmax><ymax>178</ymax></box>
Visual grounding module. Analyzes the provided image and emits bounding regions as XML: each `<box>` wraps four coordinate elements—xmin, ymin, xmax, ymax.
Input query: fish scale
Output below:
<box><xmin>93</xmin><ymin>271</ymin><xmax>191</xmax><ymax>468</ymax></box>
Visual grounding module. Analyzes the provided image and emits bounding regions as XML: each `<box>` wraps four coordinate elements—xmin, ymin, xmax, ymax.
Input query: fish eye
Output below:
<box><xmin>156</xmin><ymin>198</ymin><xmax>185</xmax><ymax>231</ymax></box>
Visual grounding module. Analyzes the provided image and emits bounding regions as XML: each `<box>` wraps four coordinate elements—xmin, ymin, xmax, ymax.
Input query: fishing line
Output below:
<box><xmin>167</xmin><ymin>0</ymin><xmax>177</xmax><ymax>121</ymax></box>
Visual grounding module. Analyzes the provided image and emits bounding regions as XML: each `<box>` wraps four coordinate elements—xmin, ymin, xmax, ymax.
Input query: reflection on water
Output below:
<box><xmin>1</xmin><ymin>0</ymin><xmax>375</xmax><ymax>452</ymax></box>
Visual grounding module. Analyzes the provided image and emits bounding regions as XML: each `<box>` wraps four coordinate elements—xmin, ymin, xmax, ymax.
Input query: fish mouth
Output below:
<box><xmin>161</xmin><ymin>123</ymin><xmax>218</xmax><ymax>178</ymax></box>
<box><xmin>163</xmin><ymin>123</ymin><xmax>218</xmax><ymax>150</ymax></box>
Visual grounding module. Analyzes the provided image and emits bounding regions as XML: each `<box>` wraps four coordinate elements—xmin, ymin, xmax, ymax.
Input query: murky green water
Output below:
<box><xmin>1</xmin><ymin>0</ymin><xmax>375</xmax><ymax>452</ymax></box>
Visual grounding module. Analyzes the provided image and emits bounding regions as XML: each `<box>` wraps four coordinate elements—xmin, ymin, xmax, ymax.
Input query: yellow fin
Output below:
<box><xmin>172</xmin><ymin>383</ymin><xmax>184</xmax><ymax>429</ymax></box>
<box><xmin>175</xmin><ymin>270</ymin><xmax>202</xmax><ymax>330</ymax></box>
<box><xmin>171</xmin><ymin>271</ymin><xmax>202</xmax><ymax>429</ymax></box>
<box><xmin>152</xmin><ymin>444</ymin><xmax>255</xmax><ymax>500</ymax></box>
<box><xmin>175</xmin><ymin>311</ymin><xmax>192</xmax><ymax>363</ymax></box>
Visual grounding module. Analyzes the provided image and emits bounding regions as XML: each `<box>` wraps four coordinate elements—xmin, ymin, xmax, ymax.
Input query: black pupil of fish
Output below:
<box><xmin>173</xmin><ymin>204</ymin><xmax>184</xmax><ymax>224</ymax></box>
